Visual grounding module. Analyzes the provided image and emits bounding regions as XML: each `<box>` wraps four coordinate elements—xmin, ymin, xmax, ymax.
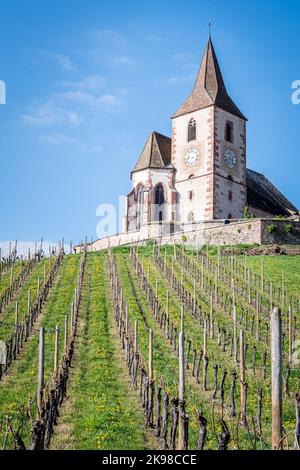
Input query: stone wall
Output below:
<box><xmin>74</xmin><ymin>219</ymin><xmax>300</xmax><ymax>253</ymax></box>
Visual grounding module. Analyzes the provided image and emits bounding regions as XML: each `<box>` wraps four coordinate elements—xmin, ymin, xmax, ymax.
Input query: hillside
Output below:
<box><xmin>0</xmin><ymin>246</ymin><xmax>299</xmax><ymax>450</ymax></box>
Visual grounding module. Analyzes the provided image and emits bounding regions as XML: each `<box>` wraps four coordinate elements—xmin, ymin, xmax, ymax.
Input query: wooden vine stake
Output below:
<box><xmin>210</xmin><ymin>293</ymin><xmax>213</xmax><ymax>339</ymax></box>
<box><xmin>54</xmin><ymin>325</ymin><xmax>59</xmax><ymax>373</ymax></box>
<box><xmin>134</xmin><ymin>319</ymin><xmax>138</xmax><ymax>355</ymax></box>
<box><xmin>64</xmin><ymin>314</ymin><xmax>68</xmax><ymax>351</ymax></box>
<box><xmin>240</xmin><ymin>329</ymin><xmax>246</xmax><ymax>424</ymax></box>
<box><xmin>37</xmin><ymin>327</ymin><xmax>45</xmax><ymax>415</ymax></box>
<box><xmin>271</xmin><ymin>307</ymin><xmax>282</xmax><ymax>450</ymax></box>
<box><xmin>27</xmin><ymin>288</ymin><xmax>31</xmax><ymax>315</ymax></box>
<box><xmin>178</xmin><ymin>306</ymin><xmax>185</xmax><ymax>450</ymax></box>
<box><xmin>149</xmin><ymin>328</ymin><xmax>153</xmax><ymax>380</ymax></box>
<box><xmin>37</xmin><ymin>275</ymin><xmax>40</xmax><ymax>298</ymax></box>
<box><xmin>70</xmin><ymin>302</ymin><xmax>74</xmax><ymax>332</ymax></box>
<box><xmin>15</xmin><ymin>302</ymin><xmax>18</xmax><ymax>326</ymax></box>
<box><xmin>233</xmin><ymin>304</ymin><xmax>237</xmax><ymax>366</ymax></box>
<box><xmin>203</xmin><ymin>319</ymin><xmax>207</xmax><ymax>358</ymax></box>
<box><xmin>125</xmin><ymin>305</ymin><xmax>129</xmax><ymax>336</ymax></box>
<box><xmin>288</xmin><ymin>306</ymin><xmax>292</xmax><ymax>365</ymax></box>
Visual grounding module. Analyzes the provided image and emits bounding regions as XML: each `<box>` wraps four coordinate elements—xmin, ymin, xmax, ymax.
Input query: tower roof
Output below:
<box><xmin>172</xmin><ymin>38</ymin><xmax>247</xmax><ymax>120</ymax></box>
<box><xmin>132</xmin><ymin>131</ymin><xmax>171</xmax><ymax>173</ymax></box>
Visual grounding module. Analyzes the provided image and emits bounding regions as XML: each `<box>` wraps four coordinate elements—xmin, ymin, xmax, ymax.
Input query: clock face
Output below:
<box><xmin>224</xmin><ymin>149</ymin><xmax>237</xmax><ymax>169</ymax></box>
<box><xmin>185</xmin><ymin>148</ymin><xmax>200</xmax><ymax>167</ymax></box>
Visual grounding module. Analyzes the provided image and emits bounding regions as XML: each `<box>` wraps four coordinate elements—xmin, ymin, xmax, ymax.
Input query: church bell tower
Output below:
<box><xmin>171</xmin><ymin>37</ymin><xmax>247</xmax><ymax>223</ymax></box>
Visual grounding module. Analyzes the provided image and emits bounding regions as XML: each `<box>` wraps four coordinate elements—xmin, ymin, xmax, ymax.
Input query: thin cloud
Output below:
<box><xmin>155</xmin><ymin>72</ymin><xmax>196</xmax><ymax>86</ymax></box>
<box><xmin>24</xmin><ymin>47</ymin><xmax>75</xmax><ymax>71</ymax></box>
<box><xmin>60</xmin><ymin>75</ymin><xmax>106</xmax><ymax>90</ymax></box>
<box><xmin>39</xmin><ymin>133</ymin><xmax>78</xmax><ymax>145</ymax></box>
<box><xmin>58</xmin><ymin>90</ymin><xmax>126</xmax><ymax>112</ymax></box>
<box><xmin>146</xmin><ymin>34</ymin><xmax>161</xmax><ymax>43</ymax></box>
<box><xmin>21</xmin><ymin>100</ymin><xmax>84</xmax><ymax>127</ymax></box>
<box><xmin>38</xmin><ymin>133</ymin><xmax>103</xmax><ymax>155</ymax></box>
<box><xmin>78</xmin><ymin>143</ymin><xmax>103</xmax><ymax>154</ymax></box>
<box><xmin>113</xmin><ymin>56</ymin><xmax>135</xmax><ymax>66</ymax></box>
<box><xmin>86</xmin><ymin>28</ymin><xmax>124</xmax><ymax>46</ymax></box>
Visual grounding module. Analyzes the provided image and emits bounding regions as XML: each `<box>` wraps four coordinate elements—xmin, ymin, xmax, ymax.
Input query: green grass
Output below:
<box><xmin>119</xmin><ymin>249</ymin><xmax>300</xmax><ymax>449</ymax></box>
<box><xmin>0</xmin><ymin>257</ymin><xmax>54</xmax><ymax>339</ymax></box>
<box><xmin>51</xmin><ymin>253</ymin><xmax>155</xmax><ymax>450</ymax></box>
<box><xmin>1</xmin><ymin>248</ymin><xmax>299</xmax><ymax>451</ymax></box>
<box><xmin>0</xmin><ymin>254</ymin><xmax>81</xmax><ymax>449</ymax></box>
<box><xmin>116</xmin><ymin>253</ymin><xmax>250</xmax><ymax>449</ymax></box>
<box><xmin>244</xmin><ymin>256</ymin><xmax>300</xmax><ymax>298</ymax></box>
<box><xmin>0</xmin><ymin>260</ymin><xmax>28</xmax><ymax>297</ymax></box>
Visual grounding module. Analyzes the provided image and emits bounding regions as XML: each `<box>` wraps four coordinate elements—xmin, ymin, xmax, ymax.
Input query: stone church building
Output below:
<box><xmin>123</xmin><ymin>38</ymin><xmax>298</xmax><ymax>239</ymax></box>
<box><xmin>74</xmin><ymin>37</ymin><xmax>299</xmax><ymax>253</ymax></box>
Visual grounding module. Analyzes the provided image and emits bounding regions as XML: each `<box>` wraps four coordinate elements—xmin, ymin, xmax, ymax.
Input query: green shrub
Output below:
<box><xmin>267</xmin><ymin>223</ymin><xmax>277</xmax><ymax>235</ymax></box>
<box><xmin>284</xmin><ymin>224</ymin><xmax>293</xmax><ymax>235</ymax></box>
<box><xmin>244</xmin><ymin>206</ymin><xmax>251</xmax><ymax>219</ymax></box>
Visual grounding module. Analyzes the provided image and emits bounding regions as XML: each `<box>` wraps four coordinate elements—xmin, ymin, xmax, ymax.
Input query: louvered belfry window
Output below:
<box><xmin>188</xmin><ymin>118</ymin><xmax>196</xmax><ymax>142</ymax></box>
<box><xmin>225</xmin><ymin>121</ymin><xmax>234</xmax><ymax>143</ymax></box>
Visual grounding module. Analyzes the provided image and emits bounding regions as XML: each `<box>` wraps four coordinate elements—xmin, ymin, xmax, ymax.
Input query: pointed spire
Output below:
<box><xmin>172</xmin><ymin>38</ymin><xmax>246</xmax><ymax>120</ymax></box>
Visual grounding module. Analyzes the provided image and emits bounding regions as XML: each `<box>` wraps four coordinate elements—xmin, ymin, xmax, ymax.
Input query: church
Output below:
<box><xmin>123</xmin><ymin>37</ymin><xmax>298</xmax><ymax>238</ymax></box>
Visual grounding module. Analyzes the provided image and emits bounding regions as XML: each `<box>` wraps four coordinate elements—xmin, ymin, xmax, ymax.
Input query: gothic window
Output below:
<box><xmin>228</xmin><ymin>190</ymin><xmax>233</xmax><ymax>201</ymax></box>
<box><xmin>228</xmin><ymin>213</ymin><xmax>232</xmax><ymax>220</ymax></box>
<box><xmin>153</xmin><ymin>183</ymin><xmax>165</xmax><ymax>222</ymax></box>
<box><xmin>136</xmin><ymin>186</ymin><xmax>144</xmax><ymax>229</ymax></box>
<box><xmin>155</xmin><ymin>184</ymin><xmax>165</xmax><ymax>206</ymax></box>
<box><xmin>225</xmin><ymin>121</ymin><xmax>234</xmax><ymax>143</ymax></box>
<box><xmin>188</xmin><ymin>118</ymin><xmax>196</xmax><ymax>142</ymax></box>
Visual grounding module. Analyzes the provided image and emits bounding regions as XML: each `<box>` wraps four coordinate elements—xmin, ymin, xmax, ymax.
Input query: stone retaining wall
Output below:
<box><xmin>74</xmin><ymin>219</ymin><xmax>300</xmax><ymax>253</ymax></box>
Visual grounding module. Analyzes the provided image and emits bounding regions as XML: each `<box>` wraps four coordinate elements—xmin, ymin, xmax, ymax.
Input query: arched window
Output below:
<box><xmin>225</xmin><ymin>121</ymin><xmax>234</xmax><ymax>143</ymax></box>
<box><xmin>228</xmin><ymin>213</ymin><xmax>232</xmax><ymax>220</ymax></box>
<box><xmin>155</xmin><ymin>184</ymin><xmax>165</xmax><ymax>206</ymax></box>
<box><xmin>188</xmin><ymin>118</ymin><xmax>196</xmax><ymax>142</ymax></box>
<box><xmin>153</xmin><ymin>184</ymin><xmax>165</xmax><ymax>222</ymax></box>
<box><xmin>136</xmin><ymin>186</ymin><xmax>144</xmax><ymax>229</ymax></box>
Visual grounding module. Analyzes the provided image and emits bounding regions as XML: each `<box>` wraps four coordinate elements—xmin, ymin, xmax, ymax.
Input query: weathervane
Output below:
<box><xmin>208</xmin><ymin>19</ymin><xmax>212</xmax><ymax>39</ymax></box>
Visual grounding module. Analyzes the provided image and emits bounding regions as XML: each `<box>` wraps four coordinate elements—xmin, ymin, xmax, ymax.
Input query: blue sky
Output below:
<box><xmin>0</xmin><ymin>0</ymin><xmax>299</xmax><ymax>245</ymax></box>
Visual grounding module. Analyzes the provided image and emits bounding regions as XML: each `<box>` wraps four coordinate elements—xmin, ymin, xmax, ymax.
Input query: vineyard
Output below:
<box><xmin>0</xmin><ymin>243</ymin><xmax>300</xmax><ymax>451</ymax></box>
